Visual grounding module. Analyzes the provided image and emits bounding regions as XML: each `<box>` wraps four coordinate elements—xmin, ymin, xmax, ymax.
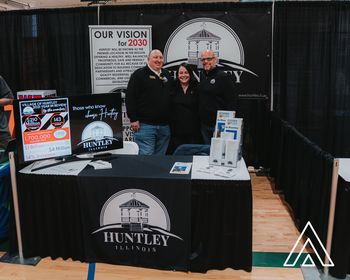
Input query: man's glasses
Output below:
<box><xmin>201</xmin><ymin>57</ymin><xmax>215</xmax><ymax>62</ymax></box>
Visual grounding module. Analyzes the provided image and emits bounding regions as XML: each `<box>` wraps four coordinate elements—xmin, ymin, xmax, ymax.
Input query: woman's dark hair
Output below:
<box><xmin>175</xmin><ymin>63</ymin><xmax>198</xmax><ymax>88</ymax></box>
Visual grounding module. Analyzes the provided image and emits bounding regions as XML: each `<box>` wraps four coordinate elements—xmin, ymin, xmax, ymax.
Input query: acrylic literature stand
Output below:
<box><xmin>209</xmin><ymin>110</ymin><xmax>243</xmax><ymax>168</ymax></box>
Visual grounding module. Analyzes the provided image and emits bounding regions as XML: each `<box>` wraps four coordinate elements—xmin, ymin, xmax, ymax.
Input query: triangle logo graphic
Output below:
<box><xmin>302</xmin><ymin>254</ymin><xmax>315</xmax><ymax>267</ymax></box>
<box><xmin>283</xmin><ymin>221</ymin><xmax>334</xmax><ymax>267</ymax></box>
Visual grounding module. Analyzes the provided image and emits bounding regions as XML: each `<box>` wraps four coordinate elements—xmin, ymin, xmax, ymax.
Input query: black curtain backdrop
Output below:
<box><xmin>269</xmin><ymin>113</ymin><xmax>334</xmax><ymax>265</ymax></box>
<box><xmin>0</xmin><ymin>8</ymin><xmax>96</xmax><ymax>95</ymax></box>
<box><xmin>274</xmin><ymin>1</ymin><xmax>350</xmax><ymax>157</ymax></box>
<box><xmin>0</xmin><ymin>2</ymin><xmax>271</xmax><ymax>96</ymax></box>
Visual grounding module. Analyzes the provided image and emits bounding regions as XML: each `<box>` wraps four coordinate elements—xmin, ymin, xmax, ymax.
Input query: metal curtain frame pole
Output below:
<box><xmin>270</xmin><ymin>0</ymin><xmax>275</xmax><ymax>112</ymax></box>
<box><xmin>97</xmin><ymin>3</ymin><xmax>100</xmax><ymax>25</ymax></box>
<box><xmin>1</xmin><ymin>152</ymin><xmax>41</xmax><ymax>266</ymax></box>
<box><xmin>9</xmin><ymin>151</ymin><xmax>24</xmax><ymax>262</ymax></box>
<box><xmin>324</xmin><ymin>159</ymin><xmax>339</xmax><ymax>275</ymax></box>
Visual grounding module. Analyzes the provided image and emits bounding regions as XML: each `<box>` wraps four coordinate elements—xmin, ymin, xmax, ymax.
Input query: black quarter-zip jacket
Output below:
<box><xmin>198</xmin><ymin>67</ymin><xmax>237</xmax><ymax>127</ymax></box>
<box><xmin>126</xmin><ymin>66</ymin><xmax>173</xmax><ymax>124</ymax></box>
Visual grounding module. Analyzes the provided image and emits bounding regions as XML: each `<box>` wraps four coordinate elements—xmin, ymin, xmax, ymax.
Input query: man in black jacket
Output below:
<box><xmin>198</xmin><ymin>50</ymin><xmax>237</xmax><ymax>144</ymax></box>
<box><xmin>126</xmin><ymin>49</ymin><xmax>173</xmax><ymax>155</ymax></box>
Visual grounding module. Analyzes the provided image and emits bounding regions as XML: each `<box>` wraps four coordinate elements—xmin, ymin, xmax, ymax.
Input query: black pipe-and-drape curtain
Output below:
<box><xmin>273</xmin><ymin>3</ymin><xmax>350</xmax><ymax>276</ymax></box>
<box><xmin>0</xmin><ymin>8</ymin><xmax>96</xmax><ymax>95</ymax></box>
<box><xmin>0</xmin><ymin>2</ymin><xmax>271</xmax><ymax>95</ymax></box>
<box><xmin>269</xmin><ymin>113</ymin><xmax>334</xmax><ymax>248</ymax></box>
<box><xmin>274</xmin><ymin>1</ymin><xmax>350</xmax><ymax>157</ymax></box>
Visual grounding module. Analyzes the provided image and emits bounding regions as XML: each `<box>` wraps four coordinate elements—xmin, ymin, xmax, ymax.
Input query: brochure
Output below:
<box><xmin>224</xmin><ymin>118</ymin><xmax>243</xmax><ymax>141</ymax></box>
<box><xmin>170</xmin><ymin>162</ymin><xmax>192</xmax><ymax>174</ymax></box>
<box><xmin>214</xmin><ymin>110</ymin><xmax>236</xmax><ymax>138</ymax></box>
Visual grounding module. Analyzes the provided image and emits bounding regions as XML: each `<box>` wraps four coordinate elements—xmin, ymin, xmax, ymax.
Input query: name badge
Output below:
<box><xmin>160</xmin><ymin>76</ymin><xmax>168</xmax><ymax>83</ymax></box>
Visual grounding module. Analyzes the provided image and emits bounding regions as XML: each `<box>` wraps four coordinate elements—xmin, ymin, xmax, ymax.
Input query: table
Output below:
<box><xmin>330</xmin><ymin>159</ymin><xmax>350</xmax><ymax>279</ymax></box>
<box><xmin>11</xmin><ymin>155</ymin><xmax>252</xmax><ymax>272</ymax></box>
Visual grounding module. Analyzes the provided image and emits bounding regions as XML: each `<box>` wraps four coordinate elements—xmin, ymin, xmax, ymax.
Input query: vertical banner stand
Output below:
<box><xmin>0</xmin><ymin>152</ymin><xmax>40</xmax><ymax>265</ymax></box>
<box><xmin>323</xmin><ymin>159</ymin><xmax>339</xmax><ymax>275</ymax></box>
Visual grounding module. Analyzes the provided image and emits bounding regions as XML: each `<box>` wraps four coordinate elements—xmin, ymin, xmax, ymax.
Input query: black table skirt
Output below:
<box><xmin>10</xmin><ymin>155</ymin><xmax>252</xmax><ymax>272</ymax></box>
<box><xmin>13</xmin><ymin>174</ymin><xmax>85</xmax><ymax>261</ymax></box>
<box><xmin>191</xmin><ymin>179</ymin><xmax>252</xmax><ymax>272</ymax></box>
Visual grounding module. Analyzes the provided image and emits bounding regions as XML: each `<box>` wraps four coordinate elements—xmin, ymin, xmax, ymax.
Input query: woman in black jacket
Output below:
<box><xmin>168</xmin><ymin>63</ymin><xmax>202</xmax><ymax>154</ymax></box>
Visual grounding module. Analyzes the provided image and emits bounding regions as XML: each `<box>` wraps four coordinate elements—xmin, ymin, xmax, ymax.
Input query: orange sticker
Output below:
<box><xmin>23</xmin><ymin>127</ymin><xmax>70</xmax><ymax>145</ymax></box>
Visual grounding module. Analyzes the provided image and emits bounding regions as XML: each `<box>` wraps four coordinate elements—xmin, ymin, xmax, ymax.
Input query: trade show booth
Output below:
<box><xmin>0</xmin><ymin>1</ymin><xmax>349</xmax><ymax>278</ymax></box>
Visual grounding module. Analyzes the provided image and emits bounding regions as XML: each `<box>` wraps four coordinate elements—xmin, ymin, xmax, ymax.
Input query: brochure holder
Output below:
<box><xmin>224</xmin><ymin>139</ymin><xmax>239</xmax><ymax>167</ymax></box>
<box><xmin>209</xmin><ymin>138</ymin><xmax>225</xmax><ymax>165</ymax></box>
<box><xmin>209</xmin><ymin>138</ymin><xmax>239</xmax><ymax>168</ymax></box>
<box><xmin>209</xmin><ymin>110</ymin><xmax>243</xmax><ymax>168</ymax></box>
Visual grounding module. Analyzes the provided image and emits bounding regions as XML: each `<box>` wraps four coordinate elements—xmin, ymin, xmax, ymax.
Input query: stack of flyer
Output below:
<box><xmin>209</xmin><ymin>110</ymin><xmax>243</xmax><ymax>168</ymax></box>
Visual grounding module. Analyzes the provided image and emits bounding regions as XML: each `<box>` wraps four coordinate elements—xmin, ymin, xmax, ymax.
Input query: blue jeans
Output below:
<box><xmin>134</xmin><ymin>123</ymin><xmax>170</xmax><ymax>155</ymax></box>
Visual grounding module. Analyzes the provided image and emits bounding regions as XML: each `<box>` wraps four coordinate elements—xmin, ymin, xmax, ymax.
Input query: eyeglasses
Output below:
<box><xmin>201</xmin><ymin>57</ymin><xmax>215</xmax><ymax>62</ymax></box>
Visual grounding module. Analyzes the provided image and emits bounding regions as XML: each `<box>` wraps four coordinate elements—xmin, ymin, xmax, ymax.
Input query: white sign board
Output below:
<box><xmin>89</xmin><ymin>25</ymin><xmax>152</xmax><ymax>94</ymax></box>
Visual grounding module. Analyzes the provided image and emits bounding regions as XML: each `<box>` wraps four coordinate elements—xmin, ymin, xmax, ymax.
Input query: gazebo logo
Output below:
<box><xmin>78</xmin><ymin>120</ymin><xmax>117</xmax><ymax>152</ymax></box>
<box><xmin>92</xmin><ymin>189</ymin><xmax>183</xmax><ymax>253</ymax></box>
<box><xmin>120</xmin><ymin>195</ymin><xmax>150</xmax><ymax>232</ymax></box>
<box><xmin>284</xmin><ymin>221</ymin><xmax>334</xmax><ymax>267</ymax></box>
<box><xmin>163</xmin><ymin>17</ymin><xmax>258</xmax><ymax>80</ymax></box>
<box><xmin>186</xmin><ymin>23</ymin><xmax>222</xmax><ymax>68</ymax></box>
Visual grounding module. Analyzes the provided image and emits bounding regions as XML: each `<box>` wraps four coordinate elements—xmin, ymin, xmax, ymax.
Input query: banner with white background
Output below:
<box><xmin>89</xmin><ymin>25</ymin><xmax>152</xmax><ymax>141</ymax></box>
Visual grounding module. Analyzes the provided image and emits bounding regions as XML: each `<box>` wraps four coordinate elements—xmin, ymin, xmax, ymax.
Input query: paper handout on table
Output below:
<box><xmin>20</xmin><ymin>159</ymin><xmax>91</xmax><ymax>176</ymax></box>
<box><xmin>170</xmin><ymin>162</ymin><xmax>192</xmax><ymax>174</ymax></box>
<box><xmin>88</xmin><ymin>160</ymin><xmax>112</xmax><ymax>170</ymax></box>
<box><xmin>197</xmin><ymin>164</ymin><xmax>219</xmax><ymax>174</ymax></box>
<box><xmin>197</xmin><ymin>164</ymin><xmax>237</xmax><ymax>178</ymax></box>
<box><xmin>192</xmin><ymin>156</ymin><xmax>250</xmax><ymax>181</ymax></box>
<box><xmin>214</xmin><ymin>167</ymin><xmax>237</xmax><ymax>178</ymax></box>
